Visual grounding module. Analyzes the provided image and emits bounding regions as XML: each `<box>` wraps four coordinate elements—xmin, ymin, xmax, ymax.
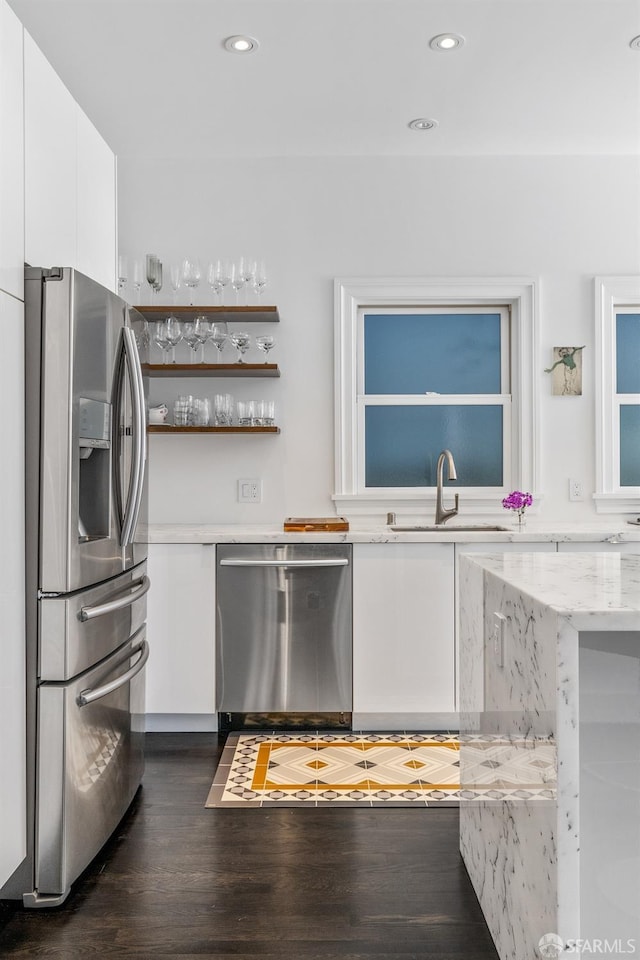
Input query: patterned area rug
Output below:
<box><xmin>205</xmin><ymin>732</ymin><xmax>462</xmax><ymax>807</ymax></box>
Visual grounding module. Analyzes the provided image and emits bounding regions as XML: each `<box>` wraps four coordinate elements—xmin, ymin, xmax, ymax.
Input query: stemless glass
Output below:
<box><xmin>182</xmin><ymin>258</ymin><xmax>201</xmax><ymax>306</ymax></box>
<box><xmin>255</xmin><ymin>335</ymin><xmax>275</xmax><ymax>363</ymax></box>
<box><xmin>229</xmin><ymin>330</ymin><xmax>251</xmax><ymax>363</ymax></box>
<box><xmin>181</xmin><ymin>321</ymin><xmax>201</xmax><ymax>363</ymax></box>
<box><xmin>211</xmin><ymin>322</ymin><xmax>228</xmax><ymax>361</ymax></box>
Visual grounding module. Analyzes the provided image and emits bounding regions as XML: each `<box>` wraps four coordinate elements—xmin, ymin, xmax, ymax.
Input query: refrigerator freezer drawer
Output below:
<box><xmin>35</xmin><ymin>632</ymin><xmax>147</xmax><ymax>900</ymax></box>
<box><xmin>39</xmin><ymin>562</ymin><xmax>148</xmax><ymax>681</ymax></box>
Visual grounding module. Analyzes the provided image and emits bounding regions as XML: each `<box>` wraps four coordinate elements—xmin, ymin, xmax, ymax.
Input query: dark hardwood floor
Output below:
<box><xmin>0</xmin><ymin>733</ymin><xmax>499</xmax><ymax>959</ymax></box>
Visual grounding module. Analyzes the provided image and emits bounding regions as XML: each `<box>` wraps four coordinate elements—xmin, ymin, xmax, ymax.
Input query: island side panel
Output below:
<box><xmin>459</xmin><ymin>556</ymin><xmax>559</xmax><ymax>960</ymax></box>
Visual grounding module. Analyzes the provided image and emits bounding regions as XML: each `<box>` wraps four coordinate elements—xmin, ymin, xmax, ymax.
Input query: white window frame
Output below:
<box><xmin>333</xmin><ymin>277</ymin><xmax>539</xmax><ymax>520</ymax></box>
<box><xmin>594</xmin><ymin>276</ymin><xmax>640</xmax><ymax>514</ymax></box>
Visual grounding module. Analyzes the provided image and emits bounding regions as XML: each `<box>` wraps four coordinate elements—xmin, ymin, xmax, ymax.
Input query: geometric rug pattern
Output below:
<box><xmin>205</xmin><ymin>732</ymin><xmax>557</xmax><ymax>808</ymax></box>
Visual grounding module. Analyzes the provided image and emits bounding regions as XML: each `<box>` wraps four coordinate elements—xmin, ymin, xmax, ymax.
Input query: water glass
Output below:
<box><xmin>173</xmin><ymin>395</ymin><xmax>193</xmax><ymax>426</ymax></box>
<box><xmin>192</xmin><ymin>398</ymin><xmax>211</xmax><ymax>426</ymax></box>
<box><xmin>214</xmin><ymin>394</ymin><xmax>234</xmax><ymax>426</ymax></box>
<box><xmin>236</xmin><ymin>400</ymin><xmax>252</xmax><ymax>426</ymax></box>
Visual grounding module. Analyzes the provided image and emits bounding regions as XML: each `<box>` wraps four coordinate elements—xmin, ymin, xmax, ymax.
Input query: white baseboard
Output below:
<box><xmin>352</xmin><ymin>712</ymin><xmax>459</xmax><ymax>732</ymax></box>
<box><xmin>145</xmin><ymin>713</ymin><xmax>218</xmax><ymax>732</ymax></box>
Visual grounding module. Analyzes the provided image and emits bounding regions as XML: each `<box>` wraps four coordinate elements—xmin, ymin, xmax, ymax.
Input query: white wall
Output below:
<box><xmin>118</xmin><ymin>154</ymin><xmax>640</xmax><ymax>524</ymax></box>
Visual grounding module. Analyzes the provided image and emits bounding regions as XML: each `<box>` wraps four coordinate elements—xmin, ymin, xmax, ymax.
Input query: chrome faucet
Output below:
<box><xmin>435</xmin><ymin>449</ymin><xmax>459</xmax><ymax>525</ymax></box>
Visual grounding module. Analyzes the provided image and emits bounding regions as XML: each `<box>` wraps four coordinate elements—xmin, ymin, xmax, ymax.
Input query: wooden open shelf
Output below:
<box><xmin>135</xmin><ymin>305</ymin><xmax>279</xmax><ymax>322</ymax></box>
<box><xmin>147</xmin><ymin>425</ymin><xmax>280</xmax><ymax>434</ymax></box>
<box><xmin>142</xmin><ymin>362</ymin><xmax>279</xmax><ymax>378</ymax></box>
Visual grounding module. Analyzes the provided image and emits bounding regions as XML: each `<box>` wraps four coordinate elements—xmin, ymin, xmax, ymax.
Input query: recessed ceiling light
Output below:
<box><xmin>408</xmin><ymin>118</ymin><xmax>439</xmax><ymax>131</ymax></box>
<box><xmin>630</xmin><ymin>35</ymin><xmax>640</xmax><ymax>50</ymax></box>
<box><xmin>223</xmin><ymin>35</ymin><xmax>259</xmax><ymax>54</ymax></box>
<box><xmin>429</xmin><ymin>33</ymin><xmax>465</xmax><ymax>51</ymax></box>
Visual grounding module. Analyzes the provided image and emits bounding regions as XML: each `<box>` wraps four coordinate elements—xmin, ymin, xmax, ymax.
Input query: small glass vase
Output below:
<box><xmin>514</xmin><ymin>511</ymin><xmax>526</xmax><ymax>531</ymax></box>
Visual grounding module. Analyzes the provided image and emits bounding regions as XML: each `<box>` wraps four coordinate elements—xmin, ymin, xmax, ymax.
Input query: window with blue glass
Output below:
<box><xmin>616</xmin><ymin>312</ymin><xmax>640</xmax><ymax>487</ymax></box>
<box><xmin>360</xmin><ymin>308</ymin><xmax>510</xmax><ymax>489</ymax></box>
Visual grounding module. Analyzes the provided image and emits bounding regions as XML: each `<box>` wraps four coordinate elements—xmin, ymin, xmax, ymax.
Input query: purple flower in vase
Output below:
<box><xmin>502</xmin><ymin>490</ymin><xmax>533</xmax><ymax>526</ymax></box>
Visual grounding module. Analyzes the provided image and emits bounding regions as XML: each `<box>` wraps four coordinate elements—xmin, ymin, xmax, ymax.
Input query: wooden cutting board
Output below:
<box><xmin>283</xmin><ymin>517</ymin><xmax>349</xmax><ymax>532</ymax></box>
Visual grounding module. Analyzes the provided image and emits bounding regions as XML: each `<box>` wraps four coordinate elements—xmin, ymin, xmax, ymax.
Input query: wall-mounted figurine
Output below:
<box><xmin>544</xmin><ymin>345</ymin><xmax>585</xmax><ymax>396</ymax></box>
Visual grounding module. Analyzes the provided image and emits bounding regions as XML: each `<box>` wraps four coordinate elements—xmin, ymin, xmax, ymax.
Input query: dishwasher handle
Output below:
<box><xmin>219</xmin><ymin>558</ymin><xmax>349</xmax><ymax>568</ymax></box>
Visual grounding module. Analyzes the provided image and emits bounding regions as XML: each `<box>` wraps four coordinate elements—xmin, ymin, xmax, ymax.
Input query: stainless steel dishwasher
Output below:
<box><xmin>216</xmin><ymin>543</ymin><xmax>352</xmax><ymax>730</ymax></box>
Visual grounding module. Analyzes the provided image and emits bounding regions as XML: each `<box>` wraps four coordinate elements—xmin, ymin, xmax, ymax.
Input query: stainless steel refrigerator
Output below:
<box><xmin>1</xmin><ymin>267</ymin><xmax>150</xmax><ymax>908</ymax></box>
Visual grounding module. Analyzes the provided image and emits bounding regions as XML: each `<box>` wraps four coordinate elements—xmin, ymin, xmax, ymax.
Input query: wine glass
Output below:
<box><xmin>146</xmin><ymin>254</ymin><xmax>163</xmax><ymax>303</ymax></box>
<box><xmin>131</xmin><ymin>259</ymin><xmax>143</xmax><ymax>304</ymax></box>
<box><xmin>181</xmin><ymin>321</ymin><xmax>201</xmax><ymax>364</ymax></box>
<box><xmin>182</xmin><ymin>258</ymin><xmax>201</xmax><ymax>306</ymax></box>
<box><xmin>164</xmin><ymin>315</ymin><xmax>183</xmax><ymax>363</ymax></box>
<box><xmin>254</xmin><ymin>260</ymin><xmax>268</xmax><ymax>301</ymax></box>
<box><xmin>207</xmin><ymin>262</ymin><xmax>223</xmax><ymax>303</ymax></box>
<box><xmin>229</xmin><ymin>330</ymin><xmax>250</xmax><ymax>364</ymax></box>
<box><xmin>193</xmin><ymin>316</ymin><xmax>212</xmax><ymax>363</ymax></box>
<box><xmin>230</xmin><ymin>262</ymin><xmax>245</xmax><ymax>305</ymax></box>
<box><xmin>117</xmin><ymin>255</ymin><xmax>128</xmax><ymax>295</ymax></box>
<box><xmin>152</xmin><ymin>321</ymin><xmax>171</xmax><ymax>362</ymax></box>
<box><xmin>255</xmin><ymin>335</ymin><xmax>275</xmax><ymax>363</ymax></box>
<box><xmin>169</xmin><ymin>263</ymin><xmax>182</xmax><ymax>304</ymax></box>
<box><xmin>239</xmin><ymin>257</ymin><xmax>256</xmax><ymax>305</ymax></box>
<box><xmin>215</xmin><ymin>258</ymin><xmax>232</xmax><ymax>305</ymax></box>
<box><xmin>210</xmin><ymin>322</ymin><xmax>228</xmax><ymax>361</ymax></box>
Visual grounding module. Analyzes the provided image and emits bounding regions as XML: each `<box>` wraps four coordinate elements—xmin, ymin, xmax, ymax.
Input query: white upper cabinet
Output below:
<box><xmin>76</xmin><ymin>110</ymin><xmax>117</xmax><ymax>292</ymax></box>
<box><xmin>0</xmin><ymin>0</ymin><xmax>25</xmax><ymax>300</ymax></box>
<box><xmin>23</xmin><ymin>31</ymin><xmax>116</xmax><ymax>290</ymax></box>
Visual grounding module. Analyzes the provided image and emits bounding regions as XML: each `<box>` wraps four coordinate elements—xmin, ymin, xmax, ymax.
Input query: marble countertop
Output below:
<box><xmin>465</xmin><ymin>551</ymin><xmax>640</xmax><ymax>626</ymax></box>
<box><xmin>143</xmin><ymin>521</ymin><xmax>640</xmax><ymax>544</ymax></box>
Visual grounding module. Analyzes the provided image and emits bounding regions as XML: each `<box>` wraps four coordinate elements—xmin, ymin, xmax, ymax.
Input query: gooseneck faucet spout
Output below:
<box><xmin>435</xmin><ymin>449</ymin><xmax>459</xmax><ymax>525</ymax></box>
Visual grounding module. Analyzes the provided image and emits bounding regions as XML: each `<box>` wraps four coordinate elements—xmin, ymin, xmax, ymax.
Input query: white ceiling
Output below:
<box><xmin>8</xmin><ymin>0</ymin><xmax>640</xmax><ymax>159</ymax></box>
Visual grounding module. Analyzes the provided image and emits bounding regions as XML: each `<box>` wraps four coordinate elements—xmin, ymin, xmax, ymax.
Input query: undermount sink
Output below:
<box><xmin>390</xmin><ymin>524</ymin><xmax>509</xmax><ymax>532</ymax></box>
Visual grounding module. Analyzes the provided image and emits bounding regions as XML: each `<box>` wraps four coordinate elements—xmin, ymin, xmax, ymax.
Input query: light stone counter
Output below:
<box><xmin>143</xmin><ymin>521</ymin><xmax>640</xmax><ymax>544</ymax></box>
<box><xmin>458</xmin><ymin>552</ymin><xmax>640</xmax><ymax>960</ymax></box>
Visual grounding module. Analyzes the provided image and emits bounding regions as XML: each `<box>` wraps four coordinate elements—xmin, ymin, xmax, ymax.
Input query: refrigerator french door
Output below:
<box><xmin>2</xmin><ymin>267</ymin><xmax>150</xmax><ymax>908</ymax></box>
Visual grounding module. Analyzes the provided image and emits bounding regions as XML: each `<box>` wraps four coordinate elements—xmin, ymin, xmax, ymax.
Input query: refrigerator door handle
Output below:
<box><xmin>79</xmin><ymin>575</ymin><xmax>151</xmax><ymax>622</ymax></box>
<box><xmin>76</xmin><ymin>638</ymin><xmax>149</xmax><ymax>707</ymax></box>
<box><xmin>219</xmin><ymin>558</ymin><xmax>350</xmax><ymax>568</ymax></box>
<box><xmin>119</xmin><ymin>327</ymin><xmax>146</xmax><ymax>547</ymax></box>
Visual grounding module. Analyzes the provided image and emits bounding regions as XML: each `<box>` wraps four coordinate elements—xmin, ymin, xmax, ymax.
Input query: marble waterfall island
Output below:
<box><xmin>458</xmin><ymin>552</ymin><xmax>640</xmax><ymax>960</ymax></box>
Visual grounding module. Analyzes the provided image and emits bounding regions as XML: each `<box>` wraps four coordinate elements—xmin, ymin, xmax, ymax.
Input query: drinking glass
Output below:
<box><xmin>146</xmin><ymin>254</ymin><xmax>163</xmax><ymax>302</ymax></box>
<box><xmin>254</xmin><ymin>260</ymin><xmax>268</xmax><ymax>300</ymax></box>
<box><xmin>230</xmin><ymin>262</ymin><xmax>245</xmax><ymax>305</ymax></box>
<box><xmin>236</xmin><ymin>400</ymin><xmax>252</xmax><ymax>426</ymax></box>
<box><xmin>211</xmin><ymin>322</ymin><xmax>228</xmax><ymax>361</ymax></box>
<box><xmin>131</xmin><ymin>260</ymin><xmax>143</xmax><ymax>304</ymax></box>
<box><xmin>181</xmin><ymin>321</ymin><xmax>201</xmax><ymax>363</ymax></box>
<box><xmin>152</xmin><ymin>321</ymin><xmax>171</xmax><ymax>362</ymax></box>
<box><xmin>229</xmin><ymin>330</ymin><xmax>251</xmax><ymax>363</ymax></box>
<box><xmin>169</xmin><ymin>263</ymin><xmax>182</xmax><ymax>304</ymax></box>
<box><xmin>117</xmin><ymin>255</ymin><xmax>128</xmax><ymax>295</ymax></box>
<box><xmin>214</xmin><ymin>393</ymin><xmax>234</xmax><ymax>426</ymax></box>
<box><xmin>262</xmin><ymin>400</ymin><xmax>275</xmax><ymax>426</ymax></box>
<box><xmin>255</xmin><ymin>335</ymin><xmax>275</xmax><ymax>362</ymax></box>
<box><xmin>215</xmin><ymin>258</ymin><xmax>232</xmax><ymax>305</ymax></box>
<box><xmin>164</xmin><ymin>315</ymin><xmax>183</xmax><ymax>363</ymax></box>
<box><xmin>239</xmin><ymin>257</ymin><xmax>256</xmax><ymax>305</ymax></box>
<box><xmin>182</xmin><ymin>258</ymin><xmax>201</xmax><ymax>306</ymax></box>
<box><xmin>173</xmin><ymin>395</ymin><xmax>193</xmax><ymax>426</ymax></box>
<box><xmin>193</xmin><ymin>316</ymin><xmax>212</xmax><ymax>363</ymax></box>
<box><xmin>207</xmin><ymin>262</ymin><xmax>223</xmax><ymax>303</ymax></box>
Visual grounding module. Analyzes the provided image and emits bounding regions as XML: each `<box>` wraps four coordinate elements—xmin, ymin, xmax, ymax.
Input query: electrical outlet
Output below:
<box><xmin>237</xmin><ymin>478</ymin><xmax>262</xmax><ymax>503</ymax></box>
<box><xmin>568</xmin><ymin>478</ymin><xmax>583</xmax><ymax>502</ymax></box>
<box><xmin>493</xmin><ymin>612</ymin><xmax>507</xmax><ymax>668</ymax></box>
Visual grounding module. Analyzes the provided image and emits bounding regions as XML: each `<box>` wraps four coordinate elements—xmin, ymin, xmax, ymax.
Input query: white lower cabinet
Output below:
<box><xmin>0</xmin><ymin>290</ymin><xmax>26</xmax><ymax>886</ymax></box>
<box><xmin>146</xmin><ymin>543</ymin><xmax>216</xmax><ymax>730</ymax></box>
<box><xmin>352</xmin><ymin>542</ymin><xmax>456</xmax><ymax>730</ymax></box>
